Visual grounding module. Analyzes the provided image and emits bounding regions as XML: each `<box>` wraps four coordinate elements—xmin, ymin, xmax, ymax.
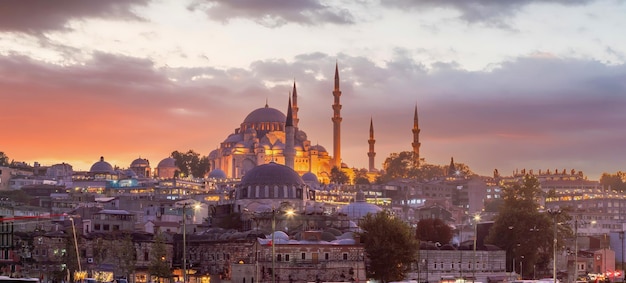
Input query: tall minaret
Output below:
<box><xmin>411</xmin><ymin>104</ymin><xmax>421</xmax><ymax>167</ymax></box>
<box><xmin>332</xmin><ymin>63</ymin><xmax>343</xmax><ymax>168</ymax></box>
<box><xmin>285</xmin><ymin>94</ymin><xmax>295</xmax><ymax>169</ymax></box>
<box><xmin>368</xmin><ymin>117</ymin><xmax>376</xmax><ymax>172</ymax></box>
<box><xmin>292</xmin><ymin>81</ymin><xmax>299</xmax><ymax>129</ymax></box>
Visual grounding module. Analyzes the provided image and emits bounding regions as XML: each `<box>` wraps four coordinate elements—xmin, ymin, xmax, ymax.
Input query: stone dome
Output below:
<box><xmin>90</xmin><ymin>156</ymin><xmax>114</xmax><ymax>174</ymax></box>
<box><xmin>310</xmin><ymin>145</ymin><xmax>327</xmax><ymax>152</ymax></box>
<box><xmin>130</xmin><ymin>158</ymin><xmax>149</xmax><ymax>167</ymax></box>
<box><xmin>302</xmin><ymin>172</ymin><xmax>320</xmax><ymax>184</ymax></box>
<box><xmin>208</xmin><ymin>168</ymin><xmax>227</xmax><ymax>179</ymax></box>
<box><xmin>243</xmin><ymin>105</ymin><xmax>286</xmax><ymax>124</ymax></box>
<box><xmin>338</xmin><ymin>190</ymin><xmax>382</xmax><ymax>220</ymax></box>
<box><xmin>157</xmin><ymin>157</ymin><xmax>177</xmax><ymax>168</ymax></box>
<box><xmin>240</xmin><ymin>162</ymin><xmax>304</xmax><ymax>186</ymax></box>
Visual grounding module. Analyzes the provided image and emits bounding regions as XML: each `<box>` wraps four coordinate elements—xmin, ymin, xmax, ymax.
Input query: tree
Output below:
<box><xmin>380</xmin><ymin>151</ymin><xmax>415</xmax><ymax>181</ymax></box>
<box><xmin>0</xmin><ymin>152</ymin><xmax>9</xmax><ymax>166</ymax></box>
<box><xmin>358</xmin><ymin>211</ymin><xmax>419</xmax><ymax>282</ymax></box>
<box><xmin>353</xmin><ymin>168</ymin><xmax>370</xmax><ymax>185</ymax></box>
<box><xmin>600</xmin><ymin>171</ymin><xmax>626</xmax><ymax>192</ymax></box>
<box><xmin>148</xmin><ymin>233</ymin><xmax>171</xmax><ymax>281</ymax></box>
<box><xmin>330</xmin><ymin>166</ymin><xmax>349</xmax><ymax>184</ymax></box>
<box><xmin>415</xmin><ymin>218</ymin><xmax>453</xmax><ymax>244</ymax></box>
<box><xmin>377</xmin><ymin>151</ymin><xmax>473</xmax><ymax>183</ymax></box>
<box><xmin>171</xmin><ymin>150</ymin><xmax>210</xmax><ymax>178</ymax></box>
<box><xmin>114</xmin><ymin>233</ymin><xmax>137</xmax><ymax>282</ymax></box>
<box><xmin>486</xmin><ymin>175</ymin><xmax>572</xmax><ymax>278</ymax></box>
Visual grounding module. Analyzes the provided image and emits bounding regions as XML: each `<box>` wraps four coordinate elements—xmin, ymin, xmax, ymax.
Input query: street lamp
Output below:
<box><xmin>271</xmin><ymin>209</ymin><xmax>295</xmax><ymax>283</ymax></box>
<box><xmin>547</xmin><ymin>208</ymin><xmax>562</xmax><ymax>283</ymax></box>
<box><xmin>68</xmin><ymin>216</ymin><xmax>88</xmax><ymax>282</ymax></box>
<box><xmin>473</xmin><ymin>213</ymin><xmax>481</xmax><ymax>279</ymax></box>
<box><xmin>177</xmin><ymin>200</ymin><xmax>201</xmax><ymax>283</ymax></box>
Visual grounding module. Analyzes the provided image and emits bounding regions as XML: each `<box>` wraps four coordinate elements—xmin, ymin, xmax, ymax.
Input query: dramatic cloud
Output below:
<box><xmin>0</xmin><ymin>0</ymin><xmax>149</xmax><ymax>34</ymax></box>
<box><xmin>382</xmin><ymin>0</ymin><xmax>594</xmax><ymax>27</ymax></box>
<box><xmin>189</xmin><ymin>0</ymin><xmax>356</xmax><ymax>27</ymax></box>
<box><xmin>2</xmin><ymin>49</ymin><xmax>625</xmax><ymax>178</ymax></box>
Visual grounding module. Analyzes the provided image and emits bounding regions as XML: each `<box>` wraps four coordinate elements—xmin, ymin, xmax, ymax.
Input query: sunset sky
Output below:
<box><xmin>1</xmin><ymin>0</ymin><xmax>625</xmax><ymax>180</ymax></box>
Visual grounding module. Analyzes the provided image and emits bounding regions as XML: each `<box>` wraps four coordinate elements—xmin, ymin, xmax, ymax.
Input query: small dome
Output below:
<box><xmin>157</xmin><ymin>157</ymin><xmax>177</xmax><ymax>168</ymax></box>
<box><xmin>130</xmin><ymin>158</ymin><xmax>149</xmax><ymax>167</ymax></box>
<box><xmin>338</xmin><ymin>190</ymin><xmax>382</xmax><ymax>220</ymax></box>
<box><xmin>310</xmin><ymin>145</ymin><xmax>327</xmax><ymax>152</ymax></box>
<box><xmin>208</xmin><ymin>169</ymin><xmax>227</xmax><ymax>179</ymax></box>
<box><xmin>90</xmin><ymin>156</ymin><xmax>114</xmax><ymax>174</ymax></box>
<box><xmin>208</xmin><ymin>149</ymin><xmax>218</xmax><ymax>159</ymax></box>
<box><xmin>243</xmin><ymin>105</ymin><xmax>286</xmax><ymax>124</ymax></box>
<box><xmin>268</xmin><ymin>231</ymin><xmax>289</xmax><ymax>241</ymax></box>
<box><xmin>224</xmin><ymin>133</ymin><xmax>243</xmax><ymax>143</ymax></box>
<box><xmin>240</xmin><ymin>162</ymin><xmax>304</xmax><ymax>186</ymax></box>
<box><xmin>302</xmin><ymin>172</ymin><xmax>320</xmax><ymax>184</ymax></box>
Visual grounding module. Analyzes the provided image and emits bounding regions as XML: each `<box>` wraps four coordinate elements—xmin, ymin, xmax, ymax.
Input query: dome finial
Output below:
<box><xmin>265</xmin><ymin>98</ymin><xmax>268</xmax><ymax>108</ymax></box>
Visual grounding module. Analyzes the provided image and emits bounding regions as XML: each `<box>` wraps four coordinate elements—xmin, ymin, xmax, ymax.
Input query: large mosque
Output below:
<box><xmin>207</xmin><ymin>63</ymin><xmax>422</xmax><ymax>184</ymax></box>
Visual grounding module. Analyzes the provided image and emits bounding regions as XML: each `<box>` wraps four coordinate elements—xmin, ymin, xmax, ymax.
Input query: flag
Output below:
<box><xmin>267</xmin><ymin>240</ymin><xmax>272</xmax><ymax>246</ymax></box>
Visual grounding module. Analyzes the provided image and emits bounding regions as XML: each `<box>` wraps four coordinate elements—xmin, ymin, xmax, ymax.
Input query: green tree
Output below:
<box><xmin>380</xmin><ymin>151</ymin><xmax>415</xmax><ymax>181</ymax></box>
<box><xmin>415</xmin><ymin>218</ymin><xmax>453</xmax><ymax>244</ymax></box>
<box><xmin>358</xmin><ymin>210</ymin><xmax>419</xmax><ymax>282</ymax></box>
<box><xmin>171</xmin><ymin>150</ymin><xmax>210</xmax><ymax>178</ymax></box>
<box><xmin>353</xmin><ymin>168</ymin><xmax>370</xmax><ymax>185</ymax></box>
<box><xmin>92</xmin><ymin>236</ymin><xmax>109</xmax><ymax>267</ymax></box>
<box><xmin>377</xmin><ymin>152</ymin><xmax>473</xmax><ymax>183</ymax></box>
<box><xmin>148</xmin><ymin>233</ymin><xmax>171</xmax><ymax>281</ymax></box>
<box><xmin>486</xmin><ymin>175</ymin><xmax>572</xmax><ymax>278</ymax></box>
<box><xmin>64</xmin><ymin>230</ymin><xmax>81</xmax><ymax>282</ymax></box>
<box><xmin>330</xmin><ymin>166</ymin><xmax>349</xmax><ymax>184</ymax></box>
<box><xmin>115</xmin><ymin>233</ymin><xmax>137</xmax><ymax>281</ymax></box>
<box><xmin>600</xmin><ymin>171</ymin><xmax>626</xmax><ymax>192</ymax></box>
<box><xmin>0</xmin><ymin>152</ymin><xmax>9</xmax><ymax>166</ymax></box>
<box><xmin>413</xmin><ymin>164</ymin><xmax>446</xmax><ymax>181</ymax></box>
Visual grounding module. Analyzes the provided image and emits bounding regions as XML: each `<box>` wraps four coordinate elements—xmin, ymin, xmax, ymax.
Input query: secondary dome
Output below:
<box><xmin>130</xmin><ymin>158</ymin><xmax>149</xmax><ymax>167</ymax></box>
<box><xmin>302</xmin><ymin>172</ymin><xmax>320</xmax><ymax>184</ymax></box>
<box><xmin>157</xmin><ymin>157</ymin><xmax>176</xmax><ymax>168</ymax></box>
<box><xmin>310</xmin><ymin>145</ymin><xmax>327</xmax><ymax>152</ymax></box>
<box><xmin>90</xmin><ymin>156</ymin><xmax>114</xmax><ymax>174</ymax></box>
<box><xmin>243</xmin><ymin>105</ymin><xmax>286</xmax><ymax>124</ymax></box>
<box><xmin>208</xmin><ymin>168</ymin><xmax>227</xmax><ymax>179</ymax></box>
<box><xmin>338</xmin><ymin>190</ymin><xmax>382</xmax><ymax>220</ymax></box>
<box><xmin>240</xmin><ymin>162</ymin><xmax>304</xmax><ymax>186</ymax></box>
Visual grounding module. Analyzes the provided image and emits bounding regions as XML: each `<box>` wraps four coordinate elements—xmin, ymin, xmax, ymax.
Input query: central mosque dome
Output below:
<box><xmin>243</xmin><ymin>105</ymin><xmax>286</xmax><ymax>124</ymax></box>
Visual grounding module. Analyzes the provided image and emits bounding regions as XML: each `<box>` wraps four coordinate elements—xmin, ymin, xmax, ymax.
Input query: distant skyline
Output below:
<box><xmin>1</xmin><ymin>0</ymin><xmax>625</xmax><ymax>180</ymax></box>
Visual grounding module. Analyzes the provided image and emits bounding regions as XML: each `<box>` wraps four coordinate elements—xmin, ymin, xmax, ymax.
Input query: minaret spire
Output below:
<box><xmin>332</xmin><ymin>62</ymin><xmax>343</xmax><ymax>168</ymax></box>
<box><xmin>448</xmin><ymin>157</ymin><xmax>456</xmax><ymax>176</ymax></box>
<box><xmin>292</xmin><ymin>80</ymin><xmax>299</xmax><ymax>129</ymax></box>
<box><xmin>411</xmin><ymin>104</ymin><xmax>421</xmax><ymax>167</ymax></box>
<box><xmin>368</xmin><ymin>117</ymin><xmax>376</xmax><ymax>172</ymax></box>
<box><xmin>285</xmin><ymin>93</ymin><xmax>295</xmax><ymax>169</ymax></box>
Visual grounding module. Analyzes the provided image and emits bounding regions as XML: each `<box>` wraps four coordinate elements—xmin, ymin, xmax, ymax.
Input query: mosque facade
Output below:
<box><xmin>207</xmin><ymin>66</ymin><xmax>348</xmax><ymax>184</ymax></box>
<box><xmin>207</xmin><ymin>64</ymin><xmax>422</xmax><ymax>185</ymax></box>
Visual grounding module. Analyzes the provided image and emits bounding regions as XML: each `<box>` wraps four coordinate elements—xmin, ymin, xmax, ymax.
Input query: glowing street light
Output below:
<box><xmin>69</xmin><ymin>216</ymin><xmax>88</xmax><ymax>282</ymax></box>
<box><xmin>271</xmin><ymin>208</ymin><xmax>294</xmax><ymax>283</ymax></box>
<box><xmin>473</xmin><ymin>213</ymin><xmax>481</xmax><ymax>278</ymax></box>
<box><xmin>177</xmin><ymin>199</ymin><xmax>201</xmax><ymax>283</ymax></box>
